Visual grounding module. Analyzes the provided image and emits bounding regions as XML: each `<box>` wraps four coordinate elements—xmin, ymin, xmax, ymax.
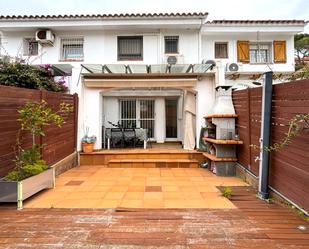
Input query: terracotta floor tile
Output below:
<box><xmin>92</xmin><ymin>185</ymin><xmax>111</xmax><ymax>192</ymax></box>
<box><xmin>120</xmin><ymin>200</ymin><xmax>143</xmax><ymax>208</ymax></box>
<box><xmin>96</xmin><ymin>199</ymin><xmax>120</xmax><ymax>208</ymax></box>
<box><xmin>163</xmin><ymin>192</ymin><xmax>184</xmax><ymax>200</ymax></box>
<box><xmin>161</xmin><ymin>186</ymin><xmax>179</xmax><ymax>192</ymax></box>
<box><xmin>183</xmin><ymin>192</ymin><xmax>203</xmax><ymax>200</ymax></box>
<box><xmin>186</xmin><ymin>200</ymin><xmax>209</xmax><ymax>208</ymax></box>
<box><xmin>144</xmin><ymin>192</ymin><xmax>163</xmax><ymax>200</ymax></box>
<box><xmin>109</xmin><ymin>185</ymin><xmax>128</xmax><ymax>192</ymax></box>
<box><xmin>104</xmin><ymin>192</ymin><xmax>125</xmax><ymax>200</ymax></box>
<box><xmin>179</xmin><ymin>186</ymin><xmax>197</xmax><ymax>192</ymax></box>
<box><xmin>164</xmin><ymin>200</ymin><xmax>188</xmax><ymax>208</ymax></box>
<box><xmin>200</xmin><ymin>192</ymin><xmax>221</xmax><ymax>199</ymax></box>
<box><xmin>145</xmin><ymin>186</ymin><xmax>162</xmax><ymax>192</ymax></box>
<box><xmin>127</xmin><ymin>185</ymin><xmax>145</xmax><ymax>192</ymax></box>
<box><xmin>205</xmin><ymin>198</ymin><xmax>236</xmax><ymax>208</ymax></box>
<box><xmin>143</xmin><ymin>200</ymin><xmax>164</xmax><ymax>208</ymax></box>
<box><xmin>123</xmin><ymin>192</ymin><xmax>144</xmax><ymax>200</ymax></box>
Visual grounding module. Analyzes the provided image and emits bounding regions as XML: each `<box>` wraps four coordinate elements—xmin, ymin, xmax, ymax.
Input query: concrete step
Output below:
<box><xmin>80</xmin><ymin>149</ymin><xmax>204</xmax><ymax>166</ymax></box>
<box><xmin>107</xmin><ymin>159</ymin><xmax>199</xmax><ymax>168</ymax></box>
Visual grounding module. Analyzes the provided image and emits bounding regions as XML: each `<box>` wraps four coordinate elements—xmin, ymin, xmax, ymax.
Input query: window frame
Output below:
<box><xmin>23</xmin><ymin>37</ymin><xmax>39</xmax><ymax>56</ymax></box>
<box><xmin>214</xmin><ymin>42</ymin><xmax>228</xmax><ymax>59</ymax></box>
<box><xmin>164</xmin><ymin>36</ymin><xmax>179</xmax><ymax>54</ymax></box>
<box><xmin>117</xmin><ymin>36</ymin><xmax>143</xmax><ymax>61</ymax></box>
<box><xmin>59</xmin><ymin>37</ymin><xmax>84</xmax><ymax>62</ymax></box>
<box><xmin>249</xmin><ymin>42</ymin><xmax>273</xmax><ymax>64</ymax></box>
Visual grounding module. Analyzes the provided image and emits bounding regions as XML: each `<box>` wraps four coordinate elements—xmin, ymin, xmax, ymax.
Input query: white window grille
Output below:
<box><xmin>60</xmin><ymin>37</ymin><xmax>84</xmax><ymax>61</ymax></box>
<box><xmin>165</xmin><ymin>36</ymin><xmax>179</xmax><ymax>54</ymax></box>
<box><xmin>119</xmin><ymin>99</ymin><xmax>155</xmax><ymax>138</ymax></box>
<box><xmin>23</xmin><ymin>38</ymin><xmax>39</xmax><ymax>56</ymax></box>
<box><xmin>249</xmin><ymin>42</ymin><xmax>272</xmax><ymax>64</ymax></box>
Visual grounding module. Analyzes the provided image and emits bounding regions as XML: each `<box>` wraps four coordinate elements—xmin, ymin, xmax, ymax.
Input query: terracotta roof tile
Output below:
<box><xmin>0</xmin><ymin>12</ymin><xmax>208</xmax><ymax>20</ymax></box>
<box><xmin>208</xmin><ymin>20</ymin><xmax>307</xmax><ymax>25</ymax></box>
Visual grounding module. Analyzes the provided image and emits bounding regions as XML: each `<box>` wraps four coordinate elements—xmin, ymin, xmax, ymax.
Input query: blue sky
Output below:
<box><xmin>0</xmin><ymin>0</ymin><xmax>308</xmax><ymax>31</ymax></box>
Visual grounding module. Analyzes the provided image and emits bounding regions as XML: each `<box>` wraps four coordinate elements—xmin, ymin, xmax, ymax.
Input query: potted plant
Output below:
<box><xmin>81</xmin><ymin>127</ymin><xmax>97</xmax><ymax>153</ymax></box>
<box><xmin>0</xmin><ymin>100</ymin><xmax>73</xmax><ymax>209</ymax></box>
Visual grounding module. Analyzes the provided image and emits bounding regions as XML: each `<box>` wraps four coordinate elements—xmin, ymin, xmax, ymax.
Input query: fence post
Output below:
<box><xmin>247</xmin><ymin>88</ymin><xmax>252</xmax><ymax>168</ymax></box>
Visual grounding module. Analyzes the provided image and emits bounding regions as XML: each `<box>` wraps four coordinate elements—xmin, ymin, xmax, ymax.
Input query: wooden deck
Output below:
<box><xmin>0</xmin><ymin>186</ymin><xmax>308</xmax><ymax>248</ymax></box>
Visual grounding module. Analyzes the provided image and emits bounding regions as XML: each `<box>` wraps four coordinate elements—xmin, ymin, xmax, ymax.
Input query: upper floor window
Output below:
<box><xmin>60</xmin><ymin>37</ymin><xmax>84</xmax><ymax>61</ymax></box>
<box><xmin>215</xmin><ymin>42</ymin><xmax>228</xmax><ymax>59</ymax></box>
<box><xmin>118</xmin><ymin>36</ymin><xmax>143</xmax><ymax>60</ymax></box>
<box><xmin>164</xmin><ymin>36</ymin><xmax>179</xmax><ymax>54</ymax></box>
<box><xmin>23</xmin><ymin>38</ymin><xmax>39</xmax><ymax>56</ymax></box>
<box><xmin>249</xmin><ymin>42</ymin><xmax>272</xmax><ymax>64</ymax></box>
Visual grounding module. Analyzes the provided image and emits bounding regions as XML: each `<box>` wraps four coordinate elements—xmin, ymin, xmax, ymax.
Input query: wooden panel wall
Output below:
<box><xmin>0</xmin><ymin>85</ymin><xmax>78</xmax><ymax>177</ymax></box>
<box><xmin>232</xmin><ymin>79</ymin><xmax>309</xmax><ymax>211</ymax></box>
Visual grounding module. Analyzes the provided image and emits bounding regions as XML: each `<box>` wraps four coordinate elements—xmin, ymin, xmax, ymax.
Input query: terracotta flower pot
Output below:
<box><xmin>82</xmin><ymin>142</ymin><xmax>94</xmax><ymax>153</ymax></box>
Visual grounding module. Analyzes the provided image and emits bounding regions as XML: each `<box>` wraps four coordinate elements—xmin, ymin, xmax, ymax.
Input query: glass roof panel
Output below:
<box><xmin>149</xmin><ymin>64</ymin><xmax>169</xmax><ymax>73</ymax></box>
<box><xmin>104</xmin><ymin>64</ymin><xmax>126</xmax><ymax>74</ymax></box>
<box><xmin>193</xmin><ymin>64</ymin><xmax>213</xmax><ymax>73</ymax></box>
<box><xmin>170</xmin><ymin>64</ymin><xmax>191</xmax><ymax>73</ymax></box>
<box><xmin>81</xmin><ymin>64</ymin><xmax>103</xmax><ymax>73</ymax></box>
<box><xmin>127</xmin><ymin>64</ymin><xmax>148</xmax><ymax>73</ymax></box>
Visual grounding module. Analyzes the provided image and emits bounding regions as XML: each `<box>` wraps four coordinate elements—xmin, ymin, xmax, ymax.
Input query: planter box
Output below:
<box><xmin>0</xmin><ymin>168</ymin><xmax>55</xmax><ymax>209</ymax></box>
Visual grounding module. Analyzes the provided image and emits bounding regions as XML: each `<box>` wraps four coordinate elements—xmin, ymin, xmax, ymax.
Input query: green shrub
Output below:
<box><xmin>0</xmin><ymin>61</ymin><xmax>67</xmax><ymax>92</ymax></box>
<box><xmin>4</xmin><ymin>160</ymin><xmax>48</xmax><ymax>181</ymax></box>
<box><xmin>222</xmin><ymin>186</ymin><xmax>233</xmax><ymax>199</ymax></box>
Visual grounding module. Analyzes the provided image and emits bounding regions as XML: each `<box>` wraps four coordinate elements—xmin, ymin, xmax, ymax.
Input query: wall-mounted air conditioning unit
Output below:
<box><xmin>226</xmin><ymin>63</ymin><xmax>243</xmax><ymax>72</ymax></box>
<box><xmin>35</xmin><ymin>30</ymin><xmax>55</xmax><ymax>46</ymax></box>
<box><xmin>165</xmin><ymin>54</ymin><xmax>185</xmax><ymax>65</ymax></box>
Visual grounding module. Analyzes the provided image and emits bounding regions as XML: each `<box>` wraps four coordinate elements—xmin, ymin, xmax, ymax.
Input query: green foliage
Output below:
<box><xmin>222</xmin><ymin>186</ymin><xmax>233</xmax><ymax>199</ymax></box>
<box><xmin>251</xmin><ymin>113</ymin><xmax>309</xmax><ymax>152</ymax></box>
<box><xmin>18</xmin><ymin>100</ymin><xmax>73</xmax><ymax>145</ymax></box>
<box><xmin>4</xmin><ymin>160</ymin><xmax>47</xmax><ymax>181</ymax></box>
<box><xmin>295</xmin><ymin>34</ymin><xmax>309</xmax><ymax>65</ymax></box>
<box><xmin>288</xmin><ymin>64</ymin><xmax>309</xmax><ymax>80</ymax></box>
<box><xmin>0</xmin><ymin>60</ymin><xmax>67</xmax><ymax>92</ymax></box>
<box><xmin>4</xmin><ymin>100</ymin><xmax>73</xmax><ymax>181</ymax></box>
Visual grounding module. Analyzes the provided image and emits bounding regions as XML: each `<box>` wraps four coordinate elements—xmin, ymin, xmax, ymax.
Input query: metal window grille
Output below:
<box><xmin>119</xmin><ymin>99</ymin><xmax>155</xmax><ymax>138</ymax></box>
<box><xmin>249</xmin><ymin>43</ymin><xmax>271</xmax><ymax>64</ymax></box>
<box><xmin>118</xmin><ymin>36</ymin><xmax>143</xmax><ymax>60</ymax></box>
<box><xmin>215</xmin><ymin>42</ymin><xmax>228</xmax><ymax>58</ymax></box>
<box><xmin>60</xmin><ymin>37</ymin><xmax>84</xmax><ymax>60</ymax></box>
<box><xmin>23</xmin><ymin>38</ymin><xmax>38</xmax><ymax>56</ymax></box>
<box><xmin>165</xmin><ymin>36</ymin><xmax>179</xmax><ymax>54</ymax></box>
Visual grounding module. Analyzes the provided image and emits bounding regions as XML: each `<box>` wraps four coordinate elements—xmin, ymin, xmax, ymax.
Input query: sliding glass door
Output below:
<box><xmin>119</xmin><ymin>99</ymin><xmax>155</xmax><ymax>138</ymax></box>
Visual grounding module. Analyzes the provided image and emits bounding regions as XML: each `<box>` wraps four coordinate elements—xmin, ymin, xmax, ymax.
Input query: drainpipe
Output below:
<box><xmin>258</xmin><ymin>71</ymin><xmax>273</xmax><ymax>200</ymax></box>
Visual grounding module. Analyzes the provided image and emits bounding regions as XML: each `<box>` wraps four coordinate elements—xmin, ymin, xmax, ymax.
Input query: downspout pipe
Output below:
<box><xmin>258</xmin><ymin>71</ymin><xmax>273</xmax><ymax>200</ymax></box>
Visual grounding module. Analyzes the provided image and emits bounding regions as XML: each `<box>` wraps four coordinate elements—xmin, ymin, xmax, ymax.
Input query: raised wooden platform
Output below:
<box><xmin>80</xmin><ymin>149</ymin><xmax>204</xmax><ymax>168</ymax></box>
<box><xmin>1</xmin><ymin>186</ymin><xmax>308</xmax><ymax>248</ymax></box>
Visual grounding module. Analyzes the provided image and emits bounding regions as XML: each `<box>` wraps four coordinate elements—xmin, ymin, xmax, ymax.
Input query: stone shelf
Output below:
<box><xmin>203</xmin><ymin>137</ymin><xmax>244</xmax><ymax>145</ymax></box>
<box><xmin>202</xmin><ymin>152</ymin><xmax>237</xmax><ymax>162</ymax></box>
<box><xmin>204</xmin><ymin>114</ymin><xmax>238</xmax><ymax>119</ymax></box>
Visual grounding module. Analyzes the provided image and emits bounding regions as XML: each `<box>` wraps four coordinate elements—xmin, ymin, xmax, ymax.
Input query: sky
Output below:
<box><xmin>0</xmin><ymin>0</ymin><xmax>308</xmax><ymax>31</ymax></box>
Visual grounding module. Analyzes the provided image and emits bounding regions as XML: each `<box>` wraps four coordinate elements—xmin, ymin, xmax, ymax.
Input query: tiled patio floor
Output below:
<box><xmin>24</xmin><ymin>166</ymin><xmax>248</xmax><ymax>209</ymax></box>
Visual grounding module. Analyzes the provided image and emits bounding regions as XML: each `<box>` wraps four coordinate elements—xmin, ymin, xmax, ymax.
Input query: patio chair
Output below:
<box><xmin>110</xmin><ymin>128</ymin><xmax>124</xmax><ymax>148</ymax></box>
<box><xmin>123</xmin><ymin>128</ymin><xmax>137</xmax><ymax>148</ymax></box>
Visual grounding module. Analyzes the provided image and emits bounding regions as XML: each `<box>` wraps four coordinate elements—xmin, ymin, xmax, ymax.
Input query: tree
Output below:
<box><xmin>295</xmin><ymin>34</ymin><xmax>309</xmax><ymax>67</ymax></box>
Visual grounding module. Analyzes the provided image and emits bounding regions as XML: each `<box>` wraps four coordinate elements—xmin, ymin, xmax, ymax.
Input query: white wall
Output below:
<box><xmin>201</xmin><ymin>33</ymin><xmax>295</xmax><ymax>73</ymax></box>
<box><xmin>194</xmin><ymin>76</ymin><xmax>216</xmax><ymax>148</ymax></box>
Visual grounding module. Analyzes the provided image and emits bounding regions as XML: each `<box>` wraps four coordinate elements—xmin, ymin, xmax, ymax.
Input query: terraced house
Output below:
<box><xmin>0</xmin><ymin>13</ymin><xmax>306</xmax><ymax>151</ymax></box>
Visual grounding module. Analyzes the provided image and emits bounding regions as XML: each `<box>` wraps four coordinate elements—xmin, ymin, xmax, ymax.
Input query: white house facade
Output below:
<box><xmin>0</xmin><ymin>13</ymin><xmax>306</xmax><ymax>150</ymax></box>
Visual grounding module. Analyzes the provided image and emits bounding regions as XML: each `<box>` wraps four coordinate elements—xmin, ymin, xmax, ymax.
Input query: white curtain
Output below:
<box><xmin>183</xmin><ymin>90</ymin><xmax>196</xmax><ymax>150</ymax></box>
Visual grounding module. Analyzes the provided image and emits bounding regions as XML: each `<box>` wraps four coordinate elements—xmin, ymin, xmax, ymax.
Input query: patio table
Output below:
<box><xmin>105</xmin><ymin>128</ymin><xmax>148</xmax><ymax>149</ymax></box>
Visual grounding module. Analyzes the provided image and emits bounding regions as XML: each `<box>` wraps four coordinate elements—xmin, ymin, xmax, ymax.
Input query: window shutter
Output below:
<box><xmin>237</xmin><ymin>41</ymin><xmax>250</xmax><ymax>63</ymax></box>
<box><xmin>273</xmin><ymin>41</ymin><xmax>286</xmax><ymax>63</ymax></box>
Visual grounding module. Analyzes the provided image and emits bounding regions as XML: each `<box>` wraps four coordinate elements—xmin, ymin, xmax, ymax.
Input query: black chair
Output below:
<box><xmin>123</xmin><ymin>128</ymin><xmax>136</xmax><ymax>148</ymax></box>
<box><xmin>110</xmin><ymin>128</ymin><xmax>124</xmax><ymax>148</ymax></box>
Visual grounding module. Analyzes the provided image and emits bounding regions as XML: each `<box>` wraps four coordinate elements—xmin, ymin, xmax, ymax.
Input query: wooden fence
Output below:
<box><xmin>232</xmin><ymin>79</ymin><xmax>309</xmax><ymax>211</ymax></box>
<box><xmin>0</xmin><ymin>85</ymin><xmax>78</xmax><ymax>177</ymax></box>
